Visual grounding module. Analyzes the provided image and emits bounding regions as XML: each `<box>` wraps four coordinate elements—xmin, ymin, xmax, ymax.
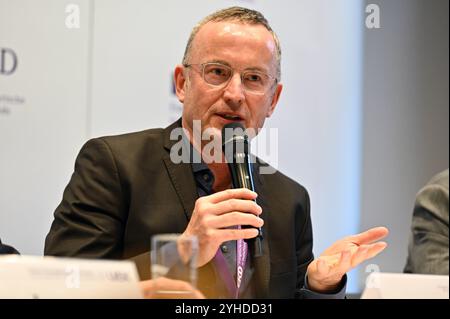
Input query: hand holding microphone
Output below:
<box><xmin>182</xmin><ymin>122</ymin><xmax>264</xmax><ymax>267</ymax></box>
<box><xmin>222</xmin><ymin>122</ymin><xmax>264</xmax><ymax>258</ymax></box>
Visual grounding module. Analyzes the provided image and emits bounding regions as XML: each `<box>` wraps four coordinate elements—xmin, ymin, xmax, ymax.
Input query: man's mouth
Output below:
<box><xmin>216</xmin><ymin>113</ymin><xmax>243</xmax><ymax>121</ymax></box>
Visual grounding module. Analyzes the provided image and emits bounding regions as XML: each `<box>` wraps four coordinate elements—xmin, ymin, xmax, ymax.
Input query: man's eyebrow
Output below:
<box><xmin>206</xmin><ymin>59</ymin><xmax>231</xmax><ymax>66</ymax></box>
<box><xmin>206</xmin><ymin>60</ymin><xmax>268</xmax><ymax>73</ymax></box>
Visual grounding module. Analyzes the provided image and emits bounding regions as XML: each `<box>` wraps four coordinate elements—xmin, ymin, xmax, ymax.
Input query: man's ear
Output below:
<box><xmin>174</xmin><ymin>65</ymin><xmax>187</xmax><ymax>103</ymax></box>
<box><xmin>266</xmin><ymin>83</ymin><xmax>283</xmax><ymax>118</ymax></box>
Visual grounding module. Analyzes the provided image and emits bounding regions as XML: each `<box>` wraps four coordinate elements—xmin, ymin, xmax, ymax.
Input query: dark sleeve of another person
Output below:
<box><xmin>0</xmin><ymin>238</ymin><xmax>20</xmax><ymax>255</ymax></box>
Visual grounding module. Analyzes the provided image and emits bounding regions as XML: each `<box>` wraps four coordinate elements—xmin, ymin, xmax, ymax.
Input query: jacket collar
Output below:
<box><xmin>162</xmin><ymin>118</ymin><xmax>198</xmax><ymax>221</ymax></box>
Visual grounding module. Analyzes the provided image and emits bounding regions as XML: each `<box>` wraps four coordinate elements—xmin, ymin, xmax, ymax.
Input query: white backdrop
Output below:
<box><xmin>0</xmin><ymin>0</ymin><xmax>90</xmax><ymax>257</ymax></box>
<box><xmin>1</xmin><ymin>0</ymin><xmax>448</xmax><ymax>294</ymax></box>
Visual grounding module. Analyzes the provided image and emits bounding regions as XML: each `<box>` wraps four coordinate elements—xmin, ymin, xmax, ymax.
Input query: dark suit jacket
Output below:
<box><xmin>44</xmin><ymin>119</ymin><xmax>314</xmax><ymax>298</ymax></box>
<box><xmin>0</xmin><ymin>238</ymin><xmax>20</xmax><ymax>255</ymax></box>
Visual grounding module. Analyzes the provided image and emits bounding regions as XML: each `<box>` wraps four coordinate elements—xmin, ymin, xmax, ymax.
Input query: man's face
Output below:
<box><xmin>175</xmin><ymin>21</ymin><xmax>282</xmax><ymax>143</ymax></box>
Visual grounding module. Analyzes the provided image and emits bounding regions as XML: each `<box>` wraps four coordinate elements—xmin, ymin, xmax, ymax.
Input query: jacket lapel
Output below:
<box><xmin>162</xmin><ymin>119</ymin><xmax>198</xmax><ymax>221</ymax></box>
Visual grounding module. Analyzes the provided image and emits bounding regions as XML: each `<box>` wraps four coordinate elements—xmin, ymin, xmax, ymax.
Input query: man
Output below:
<box><xmin>404</xmin><ymin>169</ymin><xmax>449</xmax><ymax>275</ymax></box>
<box><xmin>45</xmin><ymin>7</ymin><xmax>388</xmax><ymax>298</ymax></box>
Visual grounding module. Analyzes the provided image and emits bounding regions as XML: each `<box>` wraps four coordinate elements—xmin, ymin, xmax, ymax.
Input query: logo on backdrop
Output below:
<box><xmin>0</xmin><ymin>48</ymin><xmax>18</xmax><ymax>75</ymax></box>
<box><xmin>0</xmin><ymin>47</ymin><xmax>25</xmax><ymax>116</ymax></box>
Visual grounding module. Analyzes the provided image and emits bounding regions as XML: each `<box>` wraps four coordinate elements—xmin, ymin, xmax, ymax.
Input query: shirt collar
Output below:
<box><xmin>181</xmin><ymin>130</ymin><xmax>211</xmax><ymax>173</ymax></box>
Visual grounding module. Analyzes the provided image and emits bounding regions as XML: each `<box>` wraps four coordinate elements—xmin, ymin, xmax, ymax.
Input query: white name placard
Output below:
<box><xmin>361</xmin><ymin>272</ymin><xmax>449</xmax><ymax>299</ymax></box>
<box><xmin>0</xmin><ymin>255</ymin><xmax>143</xmax><ymax>299</ymax></box>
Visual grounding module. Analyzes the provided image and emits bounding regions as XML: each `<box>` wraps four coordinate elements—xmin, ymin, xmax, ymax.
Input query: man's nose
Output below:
<box><xmin>223</xmin><ymin>73</ymin><xmax>245</xmax><ymax>109</ymax></box>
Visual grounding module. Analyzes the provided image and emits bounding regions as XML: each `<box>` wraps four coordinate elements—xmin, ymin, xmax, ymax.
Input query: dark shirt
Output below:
<box><xmin>191</xmin><ymin>160</ymin><xmax>254</xmax><ymax>298</ymax></box>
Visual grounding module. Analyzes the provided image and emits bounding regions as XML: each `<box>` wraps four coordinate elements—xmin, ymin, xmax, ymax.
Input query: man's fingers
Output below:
<box><xmin>366</xmin><ymin>241</ymin><xmax>388</xmax><ymax>259</ymax></box>
<box><xmin>319</xmin><ymin>251</ymin><xmax>351</xmax><ymax>275</ymax></box>
<box><xmin>208</xmin><ymin>212</ymin><xmax>264</xmax><ymax>229</ymax></box>
<box><xmin>351</xmin><ymin>242</ymin><xmax>387</xmax><ymax>268</ymax></box>
<box><xmin>336</xmin><ymin>250</ymin><xmax>352</xmax><ymax>274</ymax></box>
<box><xmin>139</xmin><ymin>279</ymin><xmax>156</xmax><ymax>293</ymax></box>
<box><xmin>348</xmin><ymin>226</ymin><xmax>389</xmax><ymax>245</ymax></box>
<box><xmin>208</xmin><ymin>188</ymin><xmax>257</xmax><ymax>204</ymax></box>
<box><xmin>219</xmin><ymin>227</ymin><xmax>260</xmax><ymax>242</ymax></box>
<box><xmin>350</xmin><ymin>245</ymin><xmax>370</xmax><ymax>267</ymax></box>
<box><xmin>211</xmin><ymin>199</ymin><xmax>262</xmax><ymax>216</ymax></box>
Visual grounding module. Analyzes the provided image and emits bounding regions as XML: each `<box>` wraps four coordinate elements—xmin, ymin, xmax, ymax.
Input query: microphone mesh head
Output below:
<box><xmin>221</xmin><ymin>123</ymin><xmax>249</xmax><ymax>163</ymax></box>
<box><xmin>221</xmin><ymin>122</ymin><xmax>246</xmax><ymax>147</ymax></box>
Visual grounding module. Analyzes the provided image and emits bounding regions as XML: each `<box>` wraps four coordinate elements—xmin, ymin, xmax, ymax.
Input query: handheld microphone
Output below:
<box><xmin>221</xmin><ymin>122</ymin><xmax>263</xmax><ymax>257</ymax></box>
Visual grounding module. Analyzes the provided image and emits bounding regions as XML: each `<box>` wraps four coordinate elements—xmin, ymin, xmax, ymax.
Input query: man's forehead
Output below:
<box><xmin>191</xmin><ymin>21</ymin><xmax>277</xmax><ymax>62</ymax></box>
<box><xmin>196</xmin><ymin>21</ymin><xmax>273</xmax><ymax>43</ymax></box>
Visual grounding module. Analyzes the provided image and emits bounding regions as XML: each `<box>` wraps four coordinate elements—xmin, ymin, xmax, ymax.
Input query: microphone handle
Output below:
<box><xmin>228</xmin><ymin>154</ymin><xmax>263</xmax><ymax>257</ymax></box>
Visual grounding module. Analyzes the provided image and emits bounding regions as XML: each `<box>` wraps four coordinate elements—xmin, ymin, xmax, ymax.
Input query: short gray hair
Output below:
<box><xmin>182</xmin><ymin>6</ymin><xmax>281</xmax><ymax>81</ymax></box>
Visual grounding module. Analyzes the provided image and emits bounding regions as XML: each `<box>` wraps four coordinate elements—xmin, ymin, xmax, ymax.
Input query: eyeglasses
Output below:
<box><xmin>183</xmin><ymin>62</ymin><xmax>277</xmax><ymax>95</ymax></box>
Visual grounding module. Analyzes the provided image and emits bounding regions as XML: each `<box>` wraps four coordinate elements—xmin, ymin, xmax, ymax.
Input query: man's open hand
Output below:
<box><xmin>306</xmin><ymin>226</ymin><xmax>389</xmax><ymax>293</ymax></box>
